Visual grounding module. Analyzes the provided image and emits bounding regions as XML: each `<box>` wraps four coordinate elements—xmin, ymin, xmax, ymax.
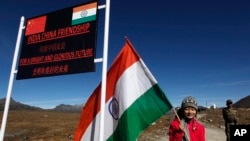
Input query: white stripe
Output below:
<box><xmin>116</xmin><ymin>59</ymin><xmax>157</xmax><ymax>113</ymax></box>
<box><xmin>80</xmin><ymin>115</ymin><xmax>100</xmax><ymax>141</ymax></box>
<box><xmin>72</xmin><ymin>8</ymin><xmax>96</xmax><ymax>20</ymax></box>
<box><xmin>81</xmin><ymin>59</ymin><xmax>158</xmax><ymax>140</ymax></box>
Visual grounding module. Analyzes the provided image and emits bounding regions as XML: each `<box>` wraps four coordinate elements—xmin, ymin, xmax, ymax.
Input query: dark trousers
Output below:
<box><xmin>225</xmin><ymin>123</ymin><xmax>234</xmax><ymax>141</ymax></box>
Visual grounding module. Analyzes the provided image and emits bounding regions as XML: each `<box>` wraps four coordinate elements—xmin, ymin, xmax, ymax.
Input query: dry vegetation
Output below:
<box><xmin>0</xmin><ymin>108</ymin><xmax>249</xmax><ymax>141</ymax></box>
<box><xmin>1</xmin><ymin>110</ymin><xmax>80</xmax><ymax>141</ymax></box>
<box><xmin>199</xmin><ymin>108</ymin><xmax>250</xmax><ymax>127</ymax></box>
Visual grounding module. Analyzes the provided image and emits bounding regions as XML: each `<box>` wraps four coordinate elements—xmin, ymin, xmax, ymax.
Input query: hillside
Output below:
<box><xmin>0</xmin><ymin>98</ymin><xmax>42</xmax><ymax>111</ymax></box>
<box><xmin>1</xmin><ymin>95</ymin><xmax>249</xmax><ymax>112</ymax></box>
<box><xmin>233</xmin><ymin>95</ymin><xmax>250</xmax><ymax>108</ymax></box>
<box><xmin>0</xmin><ymin>98</ymin><xmax>82</xmax><ymax>112</ymax></box>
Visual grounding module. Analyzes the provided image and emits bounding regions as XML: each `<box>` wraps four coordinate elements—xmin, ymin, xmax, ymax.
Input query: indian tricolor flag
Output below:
<box><xmin>72</xmin><ymin>2</ymin><xmax>97</xmax><ymax>25</ymax></box>
<box><xmin>74</xmin><ymin>38</ymin><xmax>173</xmax><ymax>141</ymax></box>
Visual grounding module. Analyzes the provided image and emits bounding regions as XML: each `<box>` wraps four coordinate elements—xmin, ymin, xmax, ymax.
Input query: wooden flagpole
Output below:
<box><xmin>172</xmin><ymin>107</ymin><xmax>190</xmax><ymax>141</ymax></box>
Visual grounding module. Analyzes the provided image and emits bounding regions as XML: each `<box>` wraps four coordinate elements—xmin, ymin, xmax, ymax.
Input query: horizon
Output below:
<box><xmin>2</xmin><ymin>95</ymin><xmax>248</xmax><ymax>110</ymax></box>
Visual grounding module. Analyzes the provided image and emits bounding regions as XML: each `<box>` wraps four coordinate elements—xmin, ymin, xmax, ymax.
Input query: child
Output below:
<box><xmin>168</xmin><ymin>96</ymin><xmax>205</xmax><ymax>141</ymax></box>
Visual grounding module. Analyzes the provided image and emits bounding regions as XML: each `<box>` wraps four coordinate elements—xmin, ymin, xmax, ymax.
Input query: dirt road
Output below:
<box><xmin>163</xmin><ymin>124</ymin><xmax>226</xmax><ymax>141</ymax></box>
<box><xmin>157</xmin><ymin>125</ymin><xmax>226</xmax><ymax>141</ymax></box>
<box><xmin>205</xmin><ymin>125</ymin><xmax>226</xmax><ymax>141</ymax></box>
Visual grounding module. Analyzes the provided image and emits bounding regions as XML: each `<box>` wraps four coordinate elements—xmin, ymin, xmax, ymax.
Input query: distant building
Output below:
<box><xmin>210</xmin><ymin>103</ymin><xmax>216</xmax><ymax>109</ymax></box>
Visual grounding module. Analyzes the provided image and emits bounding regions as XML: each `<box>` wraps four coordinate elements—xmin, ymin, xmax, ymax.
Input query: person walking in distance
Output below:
<box><xmin>168</xmin><ymin>96</ymin><xmax>205</xmax><ymax>141</ymax></box>
<box><xmin>222</xmin><ymin>99</ymin><xmax>238</xmax><ymax>141</ymax></box>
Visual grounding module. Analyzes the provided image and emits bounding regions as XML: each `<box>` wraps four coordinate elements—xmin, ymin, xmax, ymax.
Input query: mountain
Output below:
<box><xmin>52</xmin><ymin>104</ymin><xmax>83</xmax><ymax>113</ymax></box>
<box><xmin>0</xmin><ymin>97</ymin><xmax>83</xmax><ymax>113</ymax></box>
<box><xmin>233</xmin><ymin>95</ymin><xmax>250</xmax><ymax>108</ymax></box>
<box><xmin>0</xmin><ymin>98</ymin><xmax>42</xmax><ymax>111</ymax></box>
<box><xmin>0</xmin><ymin>95</ymin><xmax>249</xmax><ymax>113</ymax></box>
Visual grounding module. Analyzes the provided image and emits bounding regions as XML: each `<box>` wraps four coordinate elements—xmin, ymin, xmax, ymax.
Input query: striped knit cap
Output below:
<box><xmin>181</xmin><ymin>96</ymin><xmax>198</xmax><ymax>110</ymax></box>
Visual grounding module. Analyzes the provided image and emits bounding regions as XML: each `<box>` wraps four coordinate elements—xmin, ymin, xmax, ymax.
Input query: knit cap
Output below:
<box><xmin>181</xmin><ymin>96</ymin><xmax>198</xmax><ymax>110</ymax></box>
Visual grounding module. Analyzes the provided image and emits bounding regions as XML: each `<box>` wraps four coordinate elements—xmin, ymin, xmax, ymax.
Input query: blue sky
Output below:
<box><xmin>0</xmin><ymin>0</ymin><xmax>250</xmax><ymax>109</ymax></box>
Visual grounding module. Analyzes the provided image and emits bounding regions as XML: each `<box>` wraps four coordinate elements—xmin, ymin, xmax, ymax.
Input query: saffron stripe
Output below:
<box><xmin>73</xmin><ymin>2</ymin><xmax>97</xmax><ymax>13</ymax></box>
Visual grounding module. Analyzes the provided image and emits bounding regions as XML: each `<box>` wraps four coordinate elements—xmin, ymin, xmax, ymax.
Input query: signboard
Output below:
<box><xmin>16</xmin><ymin>1</ymin><xmax>98</xmax><ymax>80</ymax></box>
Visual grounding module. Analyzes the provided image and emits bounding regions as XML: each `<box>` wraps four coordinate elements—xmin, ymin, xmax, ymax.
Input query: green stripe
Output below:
<box><xmin>107</xmin><ymin>84</ymin><xmax>173</xmax><ymax>141</ymax></box>
<box><xmin>71</xmin><ymin>15</ymin><xmax>96</xmax><ymax>25</ymax></box>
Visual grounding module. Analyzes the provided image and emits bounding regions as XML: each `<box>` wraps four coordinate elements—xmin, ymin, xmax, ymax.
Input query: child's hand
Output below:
<box><xmin>179</xmin><ymin>124</ymin><xmax>184</xmax><ymax>131</ymax></box>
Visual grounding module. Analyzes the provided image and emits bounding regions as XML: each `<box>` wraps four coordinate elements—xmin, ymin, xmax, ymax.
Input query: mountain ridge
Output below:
<box><xmin>233</xmin><ymin>95</ymin><xmax>250</xmax><ymax>108</ymax></box>
<box><xmin>0</xmin><ymin>97</ymin><xmax>83</xmax><ymax>113</ymax></box>
<box><xmin>0</xmin><ymin>95</ymin><xmax>249</xmax><ymax>113</ymax></box>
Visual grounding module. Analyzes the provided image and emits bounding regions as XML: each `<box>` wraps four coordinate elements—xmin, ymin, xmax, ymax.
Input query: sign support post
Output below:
<box><xmin>0</xmin><ymin>16</ymin><xmax>25</xmax><ymax>140</ymax></box>
<box><xmin>99</xmin><ymin>0</ymin><xmax>110</xmax><ymax>140</ymax></box>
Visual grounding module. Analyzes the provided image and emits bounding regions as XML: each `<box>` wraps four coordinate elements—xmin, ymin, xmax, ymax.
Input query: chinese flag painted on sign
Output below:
<box><xmin>25</xmin><ymin>16</ymin><xmax>47</xmax><ymax>36</ymax></box>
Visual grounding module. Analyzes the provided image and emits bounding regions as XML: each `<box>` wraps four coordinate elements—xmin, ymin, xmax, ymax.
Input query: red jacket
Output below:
<box><xmin>168</xmin><ymin>118</ymin><xmax>205</xmax><ymax>141</ymax></box>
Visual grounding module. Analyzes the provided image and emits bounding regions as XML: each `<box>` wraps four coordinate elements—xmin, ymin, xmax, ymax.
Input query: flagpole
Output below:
<box><xmin>0</xmin><ymin>16</ymin><xmax>25</xmax><ymax>140</ymax></box>
<box><xmin>99</xmin><ymin>0</ymin><xmax>110</xmax><ymax>140</ymax></box>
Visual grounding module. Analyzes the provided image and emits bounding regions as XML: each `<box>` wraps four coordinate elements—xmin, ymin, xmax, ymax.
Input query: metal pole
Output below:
<box><xmin>0</xmin><ymin>16</ymin><xmax>25</xmax><ymax>140</ymax></box>
<box><xmin>99</xmin><ymin>0</ymin><xmax>110</xmax><ymax>140</ymax></box>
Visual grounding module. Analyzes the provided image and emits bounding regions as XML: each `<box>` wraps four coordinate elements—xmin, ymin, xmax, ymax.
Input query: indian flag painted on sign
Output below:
<box><xmin>72</xmin><ymin>2</ymin><xmax>97</xmax><ymax>25</ymax></box>
<box><xmin>74</xmin><ymin>38</ymin><xmax>173</xmax><ymax>141</ymax></box>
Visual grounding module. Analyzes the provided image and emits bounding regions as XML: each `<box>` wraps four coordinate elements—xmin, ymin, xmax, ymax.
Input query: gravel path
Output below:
<box><xmin>204</xmin><ymin>125</ymin><xmax>226</xmax><ymax>141</ymax></box>
<box><xmin>160</xmin><ymin>125</ymin><xmax>226</xmax><ymax>141</ymax></box>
